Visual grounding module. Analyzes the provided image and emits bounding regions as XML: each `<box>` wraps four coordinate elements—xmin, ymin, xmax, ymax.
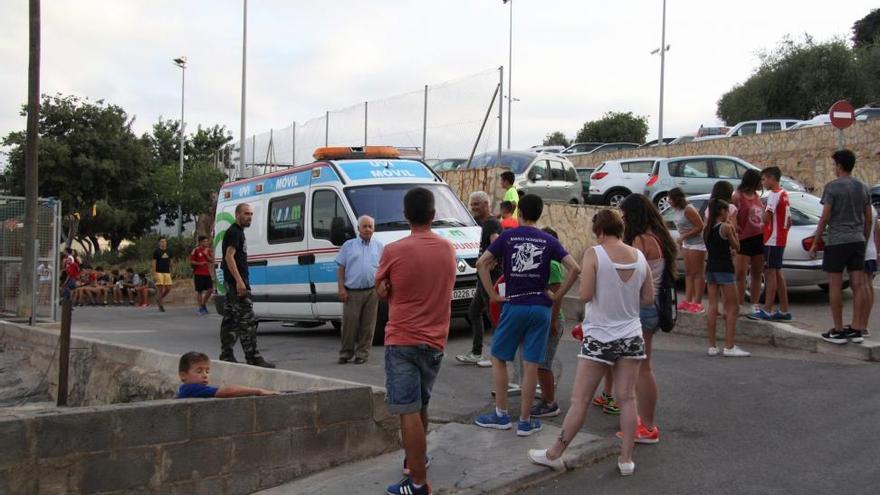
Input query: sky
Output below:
<box><xmin>0</xmin><ymin>0</ymin><xmax>875</xmax><ymax>158</ymax></box>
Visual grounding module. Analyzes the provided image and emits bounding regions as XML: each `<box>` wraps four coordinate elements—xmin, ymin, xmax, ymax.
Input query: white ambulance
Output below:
<box><xmin>212</xmin><ymin>146</ymin><xmax>482</xmax><ymax>344</ymax></box>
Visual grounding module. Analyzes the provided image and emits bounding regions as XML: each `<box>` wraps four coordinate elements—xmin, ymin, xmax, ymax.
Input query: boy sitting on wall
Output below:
<box><xmin>177</xmin><ymin>351</ymin><xmax>278</xmax><ymax>398</ymax></box>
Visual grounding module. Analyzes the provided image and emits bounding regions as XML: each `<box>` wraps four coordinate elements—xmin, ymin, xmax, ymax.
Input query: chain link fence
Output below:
<box><xmin>0</xmin><ymin>196</ymin><xmax>61</xmax><ymax>321</ymax></box>
<box><xmin>233</xmin><ymin>68</ymin><xmax>503</xmax><ymax>175</ymax></box>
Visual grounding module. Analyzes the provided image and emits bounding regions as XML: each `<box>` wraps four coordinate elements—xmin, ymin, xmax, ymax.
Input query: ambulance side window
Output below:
<box><xmin>268</xmin><ymin>193</ymin><xmax>305</xmax><ymax>243</ymax></box>
<box><xmin>312</xmin><ymin>190</ymin><xmax>351</xmax><ymax>241</ymax></box>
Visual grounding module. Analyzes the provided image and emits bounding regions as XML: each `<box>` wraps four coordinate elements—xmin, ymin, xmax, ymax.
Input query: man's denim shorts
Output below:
<box><xmin>384</xmin><ymin>345</ymin><xmax>444</xmax><ymax>415</ymax></box>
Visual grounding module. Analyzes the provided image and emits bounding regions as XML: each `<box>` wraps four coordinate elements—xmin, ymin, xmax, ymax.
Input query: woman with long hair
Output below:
<box><xmin>732</xmin><ymin>169</ymin><xmax>765</xmax><ymax>308</ymax></box>
<box><xmin>704</xmin><ymin>199</ymin><xmax>750</xmax><ymax>357</ymax></box>
<box><xmin>668</xmin><ymin>188</ymin><xmax>706</xmax><ymax>313</ymax></box>
<box><xmin>618</xmin><ymin>194</ymin><xmax>677</xmax><ymax>444</ymax></box>
<box><xmin>529</xmin><ymin>209</ymin><xmax>653</xmax><ymax>476</ymax></box>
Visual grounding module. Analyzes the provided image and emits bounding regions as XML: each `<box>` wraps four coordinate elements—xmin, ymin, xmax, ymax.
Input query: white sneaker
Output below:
<box><xmin>455</xmin><ymin>352</ymin><xmax>483</xmax><ymax>364</ymax></box>
<box><xmin>618</xmin><ymin>457</ymin><xmax>635</xmax><ymax>476</ymax></box>
<box><xmin>528</xmin><ymin>449</ymin><xmax>566</xmax><ymax>472</ymax></box>
<box><xmin>476</xmin><ymin>359</ymin><xmax>492</xmax><ymax>368</ymax></box>
<box><xmin>723</xmin><ymin>346</ymin><xmax>751</xmax><ymax>357</ymax></box>
<box><xmin>707</xmin><ymin>347</ymin><xmax>720</xmax><ymax>356</ymax></box>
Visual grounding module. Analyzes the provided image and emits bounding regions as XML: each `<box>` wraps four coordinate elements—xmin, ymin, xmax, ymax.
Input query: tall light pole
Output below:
<box><xmin>503</xmin><ymin>0</ymin><xmax>512</xmax><ymax>149</ymax></box>
<box><xmin>173</xmin><ymin>56</ymin><xmax>186</xmax><ymax>236</ymax></box>
<box><xmin>651</xmin><ymin>0</ymin><xmax>670</xmax><ymax>144</ymax></box>
<box><xmin>239</xmin><ymin>0</ymin><xmax>248</xmax><ymax>179</ymax></box>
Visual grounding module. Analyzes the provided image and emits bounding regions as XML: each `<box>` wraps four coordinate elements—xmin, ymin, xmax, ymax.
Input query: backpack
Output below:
<box><xmin>656</xmin><ymin>263</ymin><xmax>677</xmax><ymax>332</ymax></box>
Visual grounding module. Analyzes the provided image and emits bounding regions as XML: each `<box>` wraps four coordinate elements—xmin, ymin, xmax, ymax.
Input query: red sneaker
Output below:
<box><xmin>615</xmin><ymin>423</ymin><xmax>660</xmax><ymax>444</ymax></box>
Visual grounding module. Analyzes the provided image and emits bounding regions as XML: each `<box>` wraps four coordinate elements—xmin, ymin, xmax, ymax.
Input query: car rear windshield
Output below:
<box><xmin>345</xmin><ymin>183</ymin><xmax>476</xmax><ymax>232</ymax></box>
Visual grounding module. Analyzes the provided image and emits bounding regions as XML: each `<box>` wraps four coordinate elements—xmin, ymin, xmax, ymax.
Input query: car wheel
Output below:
<box><xmin>569</xmin><ymin>198</ymin><xmax>580</xmax><ymax>205</ymax></box>
<box><xmin>655</xmin><ymin>193</ymin><xmax>670</xmax><ymax>211</ymax></box>
<box><xmin>818</xmin><ymin>282</ymin><xmax>850</xmax><ymax>292</ymax></box>
<box><xmin>331</xmin><ymin>320</ymin><xmax>342</xmax><ymax>331</ymax></box>
<box><xmin>605</xmin><ymin>189</ymin><xmax>630</xmax><ymax>207</ymax></box>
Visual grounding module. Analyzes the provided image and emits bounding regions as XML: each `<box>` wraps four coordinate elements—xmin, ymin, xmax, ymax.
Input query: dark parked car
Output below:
<box><xmin>562</xmin><ymin>142</ymin><xmax>603</xmax><ymax>154</ymax></box>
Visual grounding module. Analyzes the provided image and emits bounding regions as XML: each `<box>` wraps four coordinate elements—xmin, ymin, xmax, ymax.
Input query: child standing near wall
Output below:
<box><xmin>500</xmin><ymin>201</ymin><xmax>519</xmax><ymax>230</ymax></box>
<box><xmin>749</xmin><ymin>167</ymin><xmax>792</xmax><ymax>321</ymax></box>
<box><xmin>704</xmin><ymin>199</ymin><xmax>750</xmax><ymax>357</ymax></box>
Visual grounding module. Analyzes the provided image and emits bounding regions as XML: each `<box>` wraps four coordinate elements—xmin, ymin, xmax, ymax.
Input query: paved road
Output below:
<box><xmin>68</xmin><ymin>306</ymin><xmax>880</xmax><ymax>493</ymax></box>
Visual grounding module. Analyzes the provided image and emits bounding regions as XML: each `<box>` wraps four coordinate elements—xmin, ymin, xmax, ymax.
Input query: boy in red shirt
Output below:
<box><xmin>376</xmin><ymin>187</ymin><xmax>456</xmax><ymax>495</ymax></box>
<box><xmin>749</xmin><ymin>166</ymin><xmax>792</xmax><ymax>321</ymax></box>
<box><xmin>190</xmin><ymin>235</ymin><xmax>215</xmax><ymax>315</ymax></box>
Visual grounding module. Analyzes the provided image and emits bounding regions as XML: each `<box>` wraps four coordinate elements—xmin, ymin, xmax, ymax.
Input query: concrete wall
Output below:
<box><xmin>566</xmin><ymin>119</ymin><xmax>880</xmax><ymax>194</ymax></box>
<box><xmin>0</xmin><ymin>321</ymin><xmax>399</xmax><ymax>494</ymax></box>
<box><xmin>0</xmin><ymin>391</ymin><xmax>398</xmax><ymax>494</ymax></box>
<box><xmin>441</xmin><ymin>167</ymin><xmax>605</xmax><ymax>261</ymax></box>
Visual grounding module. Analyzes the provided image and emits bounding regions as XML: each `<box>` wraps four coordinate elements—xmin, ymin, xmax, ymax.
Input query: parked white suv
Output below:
<box><xmin>698</xmin><ymin>119</ymin><xmax>799</xmax><ymax>140</ymax></box>
<box><xmin>586</xmin><ymin>157</ymin><xmax>662</xmax><ymax>206</ymax></box>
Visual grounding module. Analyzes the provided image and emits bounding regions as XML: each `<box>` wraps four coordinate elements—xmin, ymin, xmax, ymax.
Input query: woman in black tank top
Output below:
<box><xmin>703</xmin><ymin>200</ymin><xmax>750</xmax><ymax>358</ymax></box>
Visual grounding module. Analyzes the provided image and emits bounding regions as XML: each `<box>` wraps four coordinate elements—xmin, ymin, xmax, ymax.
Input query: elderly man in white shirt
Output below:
<box><xmin>336</xmin><ymin>215</ymin><xmax>384</xmax><ymax>364</ymax></box>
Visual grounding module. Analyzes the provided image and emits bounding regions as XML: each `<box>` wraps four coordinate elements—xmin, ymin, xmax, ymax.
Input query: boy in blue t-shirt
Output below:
<box><xmin>177</xmin><ymin>351</ymin><xmax>278</xmax><ymax>399</ymax></box>
<box><xmin>473</xmin><ymin>194</ymin><xmax>581</xmax><ymax>436</ymax></box>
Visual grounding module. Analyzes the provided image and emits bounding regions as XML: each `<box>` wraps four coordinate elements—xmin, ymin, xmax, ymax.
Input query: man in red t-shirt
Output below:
<box><xmin>190</xmin><ymin>235</ymin><xmax>215</xmax><ymax>315</ymax></box>
<box><xmin>376</xmin><ymin>187</ymin><xmax>456</xmax><ymax>495</ymax></box>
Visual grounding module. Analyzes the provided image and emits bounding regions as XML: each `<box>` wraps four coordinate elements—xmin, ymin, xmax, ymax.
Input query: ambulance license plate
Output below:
<box><xmin>452</xmin><ymin>288</ymin><xmax>476</xmax><ymax>300</ymax></box>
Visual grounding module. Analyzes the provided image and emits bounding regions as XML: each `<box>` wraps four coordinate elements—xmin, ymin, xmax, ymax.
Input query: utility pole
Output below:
<box><xmin>506</xmin><ymin>0</ymin><xmax>513</xmax><ymax>149</ymax></box>
<box><xmin>173</xmin><ymin>57</ymin><xmax>186</xmax><ymax>236</ymax></box>
<box><xmin>239</xmin><ymin>0</ymin><xmax>248</xmax><ymax>179</ymax></box>
<box><xmin>657</xmin><ymin>0</ymin><xmax>668</xmax><ymax>143</ymax></box>
<box><xmin>19</xmin><ymin>0</ymin><xmax>41</xmax><ymax>319</ymax></box>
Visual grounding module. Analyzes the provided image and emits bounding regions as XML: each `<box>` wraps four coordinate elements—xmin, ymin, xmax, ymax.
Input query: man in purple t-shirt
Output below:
<box><xmin>474</xmin><ymin>194</ymin><xmax>580</xmax><ymax>436</ymax></box>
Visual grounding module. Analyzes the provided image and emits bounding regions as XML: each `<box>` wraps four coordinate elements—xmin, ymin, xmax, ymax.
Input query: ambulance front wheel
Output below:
<box><xmin>373</xmin><ymin>301</ymin><xmax>388</xmax><ymax>346</ymax></box>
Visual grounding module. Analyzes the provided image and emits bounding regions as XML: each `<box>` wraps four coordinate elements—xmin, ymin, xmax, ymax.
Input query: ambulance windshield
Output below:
<box><xmin>345</xmin><ymin>184</ymin><xmax>476</xmax><ymax>232</ymax></box>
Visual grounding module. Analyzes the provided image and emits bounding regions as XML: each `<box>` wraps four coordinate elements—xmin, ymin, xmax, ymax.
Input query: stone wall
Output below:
<box><xmin>0</xmin><ymin>321</ymin><xmax>400</xmax><ymax>494</ymax></box>
<box><xmin>566</xmin><ymin>119</ymin><xmax>880</xmax><ymax>194</ymax></box>
<box><xmin>0</xmin><ymin>390</ymin><xmax>397</xmax><ymax>494</ymax></box>
<box><xmin>441</xmin><ymin>167</ymin><xmax>605</xmax><ymax>261</ymax></box>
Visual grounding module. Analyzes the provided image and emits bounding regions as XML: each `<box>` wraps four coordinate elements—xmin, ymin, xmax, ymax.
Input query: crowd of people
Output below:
<box><xmin>171</xmin><ymin>149</ymin><xmax>875</xmax><ymax>495</ymax></box>
<box><xmin>58</xmin><ymin>235</ymin><xmax>218</xmax><ymax>315</ymax></box>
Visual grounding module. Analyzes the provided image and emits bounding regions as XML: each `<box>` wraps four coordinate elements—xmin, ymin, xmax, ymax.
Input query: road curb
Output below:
<box><xmin>562</xmin><ymin>295</ymin><xmax>879</xmax><ymax>362</ymax></box>
<box><xmin>256</xmin><ymin>423</ymin><xmax>619</xmax><ymax>495</ymax></box>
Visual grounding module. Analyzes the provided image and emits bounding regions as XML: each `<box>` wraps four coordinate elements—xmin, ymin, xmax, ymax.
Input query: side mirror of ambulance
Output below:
<box><xmin>330</xmin><ymin>217</ymin><xmax>354</xmax><ymax>247</ymax></box>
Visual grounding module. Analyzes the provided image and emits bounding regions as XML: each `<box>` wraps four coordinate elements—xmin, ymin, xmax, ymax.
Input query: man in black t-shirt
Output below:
<box><xmin>219</xmin><ymin>203</ymin><xmax>275</xmax><ymax>368</ymax></box>
<box><xmin>457</xmin><ymin>191</ymin><xmax>503</xmax><ymax>364</ymax></box>
<box><xmin>152</xmin><ymin>238</ymin><xmax>173</xmax><ymax>312</ymax></box>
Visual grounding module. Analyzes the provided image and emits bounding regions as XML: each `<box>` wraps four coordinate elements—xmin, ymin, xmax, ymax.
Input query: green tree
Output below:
<box><xmin>575</xmin><ymin>112</ymin><xmax>649</xmax><ymax>144</ymax></box>
<box><xmin>146</xmin><ymin>119</ymin><xmax>230</xmax><ymax>227</ymax></box>
<box><xmin>853</xmin><ymin>8</ymin><xmax>880</xmax><ymax>49</ymax></box>
<box><xmin>717</xmin><ymin>37</ymin><xmax>868</xmax><ymax>123</ymax></box>
<box><xmin>1</xmin><ymin>94</ymin><xmax>160</xmax><ymax>254</ymax></box>
<box><xmin>542</xmin><ymin>131</ymin><xmax>570</xmax><ymax>147</ymax></box>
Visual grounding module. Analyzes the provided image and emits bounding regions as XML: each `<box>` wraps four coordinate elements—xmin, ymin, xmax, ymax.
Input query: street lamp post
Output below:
<box><xmin>503</xmin><ymin>0</ymin><xmax>512</xmax><ymax>149</ymax></box>
<box><xmin>173</xmin><ymin>56</ymin><xmax>186</xmax><ymax>237</ymax></box>
<box><xmin>651</xmin><ymin>0</ymin><xmax>670</xmax><ymax>144</ymax></box>
<box><xmin>240</xmin><ymin>0</ymin><xmax>248</xmax><ymax>179</ymax></box>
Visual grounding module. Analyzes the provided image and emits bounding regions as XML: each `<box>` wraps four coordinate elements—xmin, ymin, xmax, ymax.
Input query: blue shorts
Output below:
<box><xmin>705</xmin><ymin>271</ymin><xmax>735</xmax><ymax>285</ymax></box>
<box><xmin>764</xmin><ymin>245</ymin><xmax>785</xmax><ymax>270</ymax></box>
<box><xmin>384</xmin><ymin>345</ymin><xmax>444</xmax><ymax>415</ymax></box>
<box><xmin>640</xmin><ymin>304</ymin><xmax>660</xmax><ymax>333</ymax></box>
<box><xmin>491</xmin><ymin>304</ymin><xmax>551</xmax><ymax>364</ymax></box>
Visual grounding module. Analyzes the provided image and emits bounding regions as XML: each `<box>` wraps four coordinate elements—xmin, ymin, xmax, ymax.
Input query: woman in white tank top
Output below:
<box><xmin>529</xmin><ymin>210</ymin><xmax>654</xmax><ymax>477</ymax></box>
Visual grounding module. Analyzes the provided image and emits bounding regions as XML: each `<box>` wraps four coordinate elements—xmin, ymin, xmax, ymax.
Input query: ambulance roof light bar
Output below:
<box><xmin>313</xmin><ymin>146</ymin><xmax>400</xmax><ymax>161</ymax></box>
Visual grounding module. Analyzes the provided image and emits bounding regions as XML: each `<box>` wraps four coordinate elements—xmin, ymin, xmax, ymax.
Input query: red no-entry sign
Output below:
<box><xmin>829</xmin><ymin>100</ymin><xmax>855</xmax><ymax>130</ymax></box>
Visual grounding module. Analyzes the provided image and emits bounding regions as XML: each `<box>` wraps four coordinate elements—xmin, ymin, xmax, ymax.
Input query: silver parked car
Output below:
<box><xmin>468</xmin><ymin>151</ymin><xmax>582</xmax><ymax>204</ymax></box>
<box><xmin>644</xmin><ymin>155</ymin><xmax>804</xmax><ymax>211</ymax></box>
<box><xmin>662</xmin><ymin>192</ymin><xmax>839</xmax><ymax>289</ymax></box>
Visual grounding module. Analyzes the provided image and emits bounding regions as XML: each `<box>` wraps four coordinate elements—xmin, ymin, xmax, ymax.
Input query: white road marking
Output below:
<box><xmin>74</xmin><ymin>330</ymin><xmax>157</xmax><ymax>334</ymax></box>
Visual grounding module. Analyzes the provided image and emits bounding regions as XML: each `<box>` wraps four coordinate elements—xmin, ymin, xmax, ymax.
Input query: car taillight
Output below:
<box><xmin>591</xmin><ymin>172</ymin><xmax>608</xmax><ymax>181</ymax></box>
<box><xmin>802</xmin><ymin>236</ymin><xmax>824</xmax><ymax>252</ymax></box>
<box><xmin>646</xmin><ymin>174</ymin><xmax>659</xmax><ymax>186</ymax></box>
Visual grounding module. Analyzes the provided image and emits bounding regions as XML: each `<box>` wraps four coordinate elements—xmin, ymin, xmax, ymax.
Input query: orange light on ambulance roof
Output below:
<box><xmin>312</xmin><ymin>146</ymin><xmax>400</xmax><ymax>161</ymax></box>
